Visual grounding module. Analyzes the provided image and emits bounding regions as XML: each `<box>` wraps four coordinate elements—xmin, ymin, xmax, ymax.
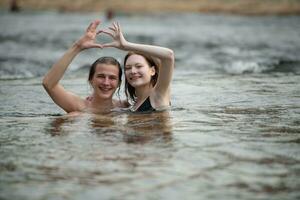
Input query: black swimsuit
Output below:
<box><xmin>135</xmin><ymin>97</ymin><xmax>156</xmax><ymax>112</ymax></box>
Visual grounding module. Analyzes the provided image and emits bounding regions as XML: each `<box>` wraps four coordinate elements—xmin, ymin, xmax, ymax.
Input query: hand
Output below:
<box><xmin>75</xmin><ymin>20</ymin><xmax>103</xmax><ymax>50</ymax></box>
<box><xmin>101</xmin><ymin>22</ymin><xmax>127</xmax><ymax>49</ymax></box>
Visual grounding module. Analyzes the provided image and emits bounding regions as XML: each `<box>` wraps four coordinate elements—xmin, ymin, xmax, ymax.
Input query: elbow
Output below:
<box><xmin>42</xmin><ymin>77</ymin><xmax>47</xmax><ymax>89</ymax></box>
<box><xmin>42</xmin><ymin>76</ymin><xmax>51</xmax><ymax>91</ymax></box>
<box><xmin>167</xmin><ymin>49</ymin><xmax>175</xmax><ymax>64</ymax></box>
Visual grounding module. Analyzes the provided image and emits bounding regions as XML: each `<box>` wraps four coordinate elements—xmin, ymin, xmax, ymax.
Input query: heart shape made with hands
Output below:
<box><xmin>83</xmin><ymin>19</ymin><xmax>126</xmax><ymax>49</ymax></box>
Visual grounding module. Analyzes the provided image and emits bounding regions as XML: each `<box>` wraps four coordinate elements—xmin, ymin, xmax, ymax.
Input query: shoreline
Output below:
<box><xmin>1</xmin><ymin>0</ymin><xmax>300</xmax><ymax>15</ymax></box>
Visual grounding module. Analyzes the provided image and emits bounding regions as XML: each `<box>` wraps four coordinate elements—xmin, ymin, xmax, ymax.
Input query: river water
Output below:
<box><xmin>0</xmin><ymin>10</ymin><xmax>300</xmax><ymax>200</ymax></box>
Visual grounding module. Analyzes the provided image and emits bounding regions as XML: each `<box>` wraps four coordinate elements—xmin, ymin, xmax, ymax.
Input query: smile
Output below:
<box><xmin>130</xmin><ymin>75</ymin><xmax>141</xmax><ymax>80</ymax></box>
<box><xmin>99</xmin><ymin>87</ymin><xmax>112</xmax><ymax>92</ymax></box>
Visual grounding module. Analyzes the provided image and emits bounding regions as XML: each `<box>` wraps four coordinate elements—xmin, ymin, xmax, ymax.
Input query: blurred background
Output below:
<box><xmin>1</xmin><ymin>0</ymin><xmax>300</xmax><ymax>14</ymax></box>
<box><xmin>0</xmin><ymin>1</ymin><xmax>300</xmax><ymax>200</ymax></box>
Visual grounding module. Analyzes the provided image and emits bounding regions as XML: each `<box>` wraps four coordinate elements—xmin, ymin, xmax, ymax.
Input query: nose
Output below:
<box><xmin>103</xmin><ymin>77</ymin><xmax>110</xmax><ymax>85</ymax></box>
<box><xmin>130</xmin><ymin>66</ymin><xmax>137</xmax><ymax>74</ymax></box>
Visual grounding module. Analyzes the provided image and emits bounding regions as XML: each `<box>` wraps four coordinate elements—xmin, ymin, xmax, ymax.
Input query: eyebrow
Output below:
<box><xmin>96</xmin><ymin>73</ymin><xmax>118</xmax><ymax>77</ymax></box>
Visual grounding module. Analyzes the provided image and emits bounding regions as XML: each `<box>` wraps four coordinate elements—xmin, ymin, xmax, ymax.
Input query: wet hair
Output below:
<box><xmin>88</xmin><ymin>56</ymin><xmax>122</xmax><ymax>96</ymax></box>
<box><xmin>123</xmin><ymin>51</ymin><xmax>159</xmax><ymax>103</ymax></box>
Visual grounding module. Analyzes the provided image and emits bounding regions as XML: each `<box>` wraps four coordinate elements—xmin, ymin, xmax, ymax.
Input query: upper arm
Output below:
<box><xmin>153</xmin><ymin>50</ymin><xmax>175</xmax><ymax>96</ymax></box>
<box><xmin>43</xmin><ymin>84</ymin><xmax>85</xmax><ymax>113</ymax></box>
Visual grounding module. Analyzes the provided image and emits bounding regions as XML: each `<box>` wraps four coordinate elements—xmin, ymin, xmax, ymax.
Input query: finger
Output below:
<box><xmin>102</xmin><ymin>42</ymin><xmax>114</xmax><ymax>48</ymax></box>
<box><xmin>86</xmin><ymin>22</ymin><xmax>93</xmax><ymax>32</ymax></box>
<box><xmin>96</xmin><ymin>30</ymin><xmax>103</xmax><ymax>35</ymax></box>
<box><xmin>109</xmin><ymin>26</ymin><xmax>116</xmax><ymax>32</ymax></box>
<box><xmin>102</xmin><ymin>30</ymin><xmax>114</xmax><ymax>37</ymax></box>
<box><xmin>116</xmin><ymin>22</ymin><xmax>120</xmax><ymax>33</ymax></box>
<box><xmin>113</xmin><ymin>22</ymin><xmax>118</xmax><ymax>31</ymax></box>
<box><xmin>117</xmin><ymin>22</ymin><xmax>123</xmax><ymax>34</ymax></box>
<box><xmin>91</xmin><ymin>20</ymin><xmax>101</xmax><ymax>30</ymax></box>
<box><xmin>91</xmin><ymin>44</ymin><xmax>103</xmax><ymax>49</ymax></box>
<box><xmin>87</xmin><ymin>20</ymin><xmax>101</xmax><ymax>32</ymax></box>
<box><xmin>116</xmin><ymin>22</ymin><xmax>121</xmax><ymax>32</ymax></box>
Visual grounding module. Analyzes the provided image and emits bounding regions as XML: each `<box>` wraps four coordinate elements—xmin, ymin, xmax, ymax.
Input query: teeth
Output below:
<box><xmin>131</xmin><ymin>76</ymin><xmax>140</xmax><ymax>80</ymax></box>
<box><xmin>99</xmin><ymin>87</ymin><xmax>111</xmax><ymax>91</ymax></box>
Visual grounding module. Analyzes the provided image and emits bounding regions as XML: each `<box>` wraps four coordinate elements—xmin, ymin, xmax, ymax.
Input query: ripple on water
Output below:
<box><xmin>0</xmin><ymin>12</ymin><xmax>300</xmax><ymax>200</ymax></box>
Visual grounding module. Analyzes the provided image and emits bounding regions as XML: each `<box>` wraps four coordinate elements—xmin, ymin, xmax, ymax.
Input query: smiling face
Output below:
<box><xmin>124</xmin><ymin>54</ymin><xmax>155</xmax><ymax>88</ymax></box>
<box><xmin>90</xmin><ymin>63</ymin><xmax>120</xmax><ymax>99</ymax></box>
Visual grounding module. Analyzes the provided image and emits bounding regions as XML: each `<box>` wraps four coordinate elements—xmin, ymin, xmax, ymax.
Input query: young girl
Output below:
<box><xmin>42</xmin><ymin>20</ymin><xmax>127</xmax><ymax>114</ymax></box>
<box><xmin>102</xmin><ymin>22</ymin><xmax>175</xmax><ymax>112</ymax></box>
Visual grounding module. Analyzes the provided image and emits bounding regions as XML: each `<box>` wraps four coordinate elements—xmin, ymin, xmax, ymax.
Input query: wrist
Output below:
<box><xmin>122</xmin><ymin>41</ymin><xmax>131</xmax><ymax>50</ymax></box>
<box><xmin>72</xmin><ymin>42</ymin><xmax>84</xmax><ymax>53</ymax></box>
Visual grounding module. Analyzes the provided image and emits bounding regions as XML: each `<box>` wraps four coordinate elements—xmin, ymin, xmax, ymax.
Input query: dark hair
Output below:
<box><xmin>88</xmin><ymin>56</ymin><xmax>122</xmax><ymax>95</ymax></box>
<box><xmin>123</xmin><ymin>52</ymin><xmax>159</xmax><ymax>103</ymax></box>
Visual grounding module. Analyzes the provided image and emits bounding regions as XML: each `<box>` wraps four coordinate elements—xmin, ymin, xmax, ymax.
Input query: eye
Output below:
<box><xmin>125</xmin><ymin>66</ymin><xmax>131</xmax><ymax>71</ymax></box>
<box><xmin>97</xmin><ymin>74</ymin><xmax>105</xmax><ymax>78</ymax></box>
<box><xmin>109</xmin><ymin>76</ymin><xmax>117</xmax><ymax>80</ymax></box>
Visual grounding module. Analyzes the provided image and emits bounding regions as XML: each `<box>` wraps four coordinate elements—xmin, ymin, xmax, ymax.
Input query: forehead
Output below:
<box><xmin>125</xmin><ymin>54</ymin><xmax>148</xmax><ymax>65</ymax></box>
<box><xmin>95</xmin><ymin>63</ymin><xmax>119</xmax><ymax>76</ymax></box>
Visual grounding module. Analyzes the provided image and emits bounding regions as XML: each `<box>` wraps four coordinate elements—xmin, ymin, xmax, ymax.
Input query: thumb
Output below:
<box><xmin>102</xmin><ymin>42</ymin><xmax>115</xmax><ymax>48</ymax></box>
<box><xmin>90</xmin><ymin>44</ymin><xmax>103</xmax><ymax>49</ymax></box>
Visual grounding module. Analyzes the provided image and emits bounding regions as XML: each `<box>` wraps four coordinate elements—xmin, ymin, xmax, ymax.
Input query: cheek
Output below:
<box><xmin>111</xmin><ymin>80</ymin><xmax>119</xmax><ymax>87</ymax></box>
<box><xmin>125</xmin><ymin>71</ymin><xmax>130</xmax><ymax>79</ymax></box>
<box><xmin>91</xmin><ymin>78</ymin><xmax>102</xmax><ymax>85</ymax></box>
<box><xmin>145</xmin><ymin>69</ymin><xmax>154</xmax><ymax>79</ymax></box>
<box><xmin>144</xmin><ymin>67</ymin><xmax>155</xmax><ymax>77</ymax></box>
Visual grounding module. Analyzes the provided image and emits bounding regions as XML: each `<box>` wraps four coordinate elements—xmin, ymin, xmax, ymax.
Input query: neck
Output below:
<box><xmin>135</xmin><ymin>84</ymin><xmax>153</xmax><ymax>101</ymax></box>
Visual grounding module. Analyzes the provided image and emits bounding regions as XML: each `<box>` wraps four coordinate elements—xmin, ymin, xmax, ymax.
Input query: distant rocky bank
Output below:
<box><xmin>2</xmin><ymin>0</ymin><xmax>300</xmax><ymax>15</ymax></box>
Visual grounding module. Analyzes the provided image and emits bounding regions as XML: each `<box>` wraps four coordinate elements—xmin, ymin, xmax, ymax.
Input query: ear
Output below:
<box><xmin>150</xmin><ymin>66</ymin><xmax>156</xmax><ymax>76</ymax></box>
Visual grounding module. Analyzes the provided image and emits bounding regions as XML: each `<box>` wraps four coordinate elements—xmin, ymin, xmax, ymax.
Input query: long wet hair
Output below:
<box><xmin>123</xmin><ymin>52</ymin><xmax>159</xmax><ymax>103</ymax></box>
<box><xmin>88</xmin><ymin>56</ymin><xmax>122</xmax><ymax>96</ymax></box>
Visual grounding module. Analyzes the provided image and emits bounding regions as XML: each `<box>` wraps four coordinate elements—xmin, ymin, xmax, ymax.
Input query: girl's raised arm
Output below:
<box><xmin>102</xmin><ymin>22</ymin><xmax>175</xmax><ymax>95</ymax></box>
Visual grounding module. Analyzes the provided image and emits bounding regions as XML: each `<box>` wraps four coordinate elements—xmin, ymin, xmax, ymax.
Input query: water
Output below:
<box><xmin>1</xmin><ymin>10</ymin><xmax>300</xmax><ymax>200</ymax></box>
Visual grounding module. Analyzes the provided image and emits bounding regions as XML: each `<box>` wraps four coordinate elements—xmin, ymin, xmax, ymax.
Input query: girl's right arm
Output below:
<box><xmin>42</xmin><ymin>20</ymin><xmax>103</xmax><ymax>113</ymax></box>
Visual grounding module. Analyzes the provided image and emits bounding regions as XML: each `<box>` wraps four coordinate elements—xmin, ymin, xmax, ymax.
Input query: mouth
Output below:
<box><xmin>130</xmin><ymin>75</ymin><xmax>141</xmax><ymax>80</ymax></box>
<box><xmin>99</xmin><ymin>86</ymin><xmax>112</xmax><ymax>93</ymax></box>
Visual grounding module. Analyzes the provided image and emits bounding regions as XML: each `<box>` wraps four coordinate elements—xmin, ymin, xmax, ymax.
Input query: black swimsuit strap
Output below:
<box><xmin>136</xmin><ymin>97</ymin><xmax>155</xmax><ymax>112</ymax></box>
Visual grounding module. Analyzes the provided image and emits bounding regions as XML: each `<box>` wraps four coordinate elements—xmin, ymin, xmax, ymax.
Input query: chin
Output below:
<box><xmin>130</xmin><ymin>81</ymin><xmax>149</xmax><ymax>88</ymax></box>
<box><xmin>98</xmin><ymin>92</ymin><xmax>113</xmax><ymax>99</ymax></box>
<box><xmin>102</xmin><ymin>94</ymin><xmax>113</xmax><ymax>99</ymax></box>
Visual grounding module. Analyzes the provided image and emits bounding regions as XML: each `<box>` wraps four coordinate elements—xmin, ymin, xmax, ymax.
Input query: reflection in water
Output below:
<box><xmin>49</xmin><ymin>113</ymin><xmax>89</xmax><ymax>136</ymax></box>
<box><xmin>43</xmin><ymin>111</ymin><xmax>174</xmax><ymax>192</ymax></box>
<box><xmin>48</xmin><ymin>111</ymin><xmax>173</xmax><ymax>144</ymax></box>
<box><xmin>121</xmin><ymin>111</ymin><xmax>172</xmax><ymax>144</ymax></box>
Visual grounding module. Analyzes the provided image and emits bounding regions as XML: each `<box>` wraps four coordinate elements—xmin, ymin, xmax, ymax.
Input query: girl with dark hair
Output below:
<box><xmin>102</xmin><ymin>22</ymin><xmax>175</xmax><ymax>112</ymax></box>
<box><xmin>43</xmin><ymin>20</ymin><xmax>128</xmax><ymax>114</ymax></box>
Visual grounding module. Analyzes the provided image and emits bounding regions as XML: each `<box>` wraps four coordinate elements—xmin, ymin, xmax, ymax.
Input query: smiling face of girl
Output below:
<box><xmin>124</xmin><ymin>54</ymin><xmax>155</xmax><ymax>88</ymax></box>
